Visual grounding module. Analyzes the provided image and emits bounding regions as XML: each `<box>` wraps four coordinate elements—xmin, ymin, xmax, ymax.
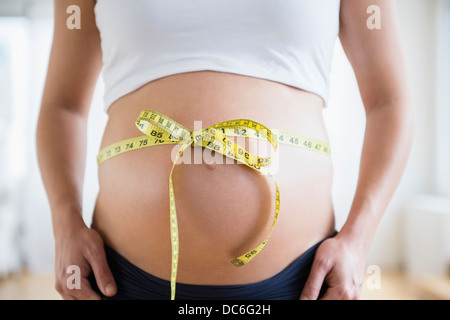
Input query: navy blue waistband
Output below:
<box><xmin>90</xmin><ymin>231</ymin><xmax>337</xmax><ymax>300</ymax></box>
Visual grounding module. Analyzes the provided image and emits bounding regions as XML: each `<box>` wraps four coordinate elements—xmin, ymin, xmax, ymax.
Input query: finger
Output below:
<box><xmin>56</xmin><ymin>281</ymin><xmax>93</xmax><ymax>300</ymax></box>
<box><xmin>55</xmin><ymin>278</ymin><xmax>76</xmax><ymax>300</ymax></box>
<box><xmin>318</xmin><ymin>286</ymin><xmax>344</xmax><ymax>300</ymax></box>
<box><xmin>57</xmin><ymin>288</ymin><xmax>76</xmax><ymax>300</ymax></box>
<box><xmin>66</xmin><ymin>278</ymin><xmax>102</xmax><ymax>300</ymax></box>
<box><xmin>299</xmin><ymin>259</ymin><xmax>330</xmax><ymax>300</ymax></box>
<box><xmin>86</xmin><ymin>245</ymin><xmax>117</xmax><ymax>297</ymax></box>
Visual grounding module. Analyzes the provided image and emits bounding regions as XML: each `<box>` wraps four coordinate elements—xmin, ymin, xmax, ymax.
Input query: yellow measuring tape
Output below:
<box><xmin>97</xmin><ymin>110</ymin><xmax>330</xmax><ymax>300</ymax></box>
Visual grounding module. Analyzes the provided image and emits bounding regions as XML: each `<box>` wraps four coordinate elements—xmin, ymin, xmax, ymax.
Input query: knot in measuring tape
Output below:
<box><xmin>97</xmin><ymin>109</ymin><xmax>330</xmax><ymax>300</ymax></box>
<box><xmin>136</xmin><ymin>110</ymin><xmax>279</xmax><ymax>172</ymax></box>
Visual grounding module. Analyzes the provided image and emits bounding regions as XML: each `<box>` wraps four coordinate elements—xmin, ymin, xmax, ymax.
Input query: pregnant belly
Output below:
<box><xmin>91</xmin><ymin>71</ymin><xmax>336</xmax><ymax>285</ymax></box>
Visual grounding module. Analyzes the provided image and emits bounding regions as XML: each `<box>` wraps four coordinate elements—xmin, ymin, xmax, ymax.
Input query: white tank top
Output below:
<box><xmin>94</xmin><ymin>0</ymin><xmax>341</xmax><ymax>111</ymax></box>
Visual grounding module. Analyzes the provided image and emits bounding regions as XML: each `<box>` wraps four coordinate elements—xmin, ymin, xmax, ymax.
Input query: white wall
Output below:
<box><xmin>375</xmin><ymin>0</ymin><xmax>444</xmax><ymax>269</ymax></box>
<box><xmin>0</xmin><ymin>0</ymin><xmax>108</xmax><ymax>274</ymax></box>
<box><xmin>22</xmin><ymin>17</ymin><xmax>107</xmax><ymax>274</ymax></box>
<box><xmin>321</xmin><ymin>0</ymin><xmax>444</xmax><ymax>270</ymax></box>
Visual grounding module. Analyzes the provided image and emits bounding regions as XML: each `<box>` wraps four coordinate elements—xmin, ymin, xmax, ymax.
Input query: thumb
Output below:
<box><xmin>87</xmin><ymin>246</ymin><xmax>117</xmax><ymax>297</ymax></box>
<box><xmin>299</xmin><ymin>258</ymin><xmax>330</xmax><ymax>300</ymax></box>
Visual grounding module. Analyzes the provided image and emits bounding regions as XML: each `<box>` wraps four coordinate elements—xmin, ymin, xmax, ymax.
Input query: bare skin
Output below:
<box><xmin>36</xmin><ymin>0</ymin><xmax>413</xmax><ymax>300</ymax></box>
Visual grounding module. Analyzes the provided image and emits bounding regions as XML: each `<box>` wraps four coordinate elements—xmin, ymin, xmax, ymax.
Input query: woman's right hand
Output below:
<box><xmin>54</xmin><ymin>216</ymin><xmax>117</xmax><ymax>300</ymax></box>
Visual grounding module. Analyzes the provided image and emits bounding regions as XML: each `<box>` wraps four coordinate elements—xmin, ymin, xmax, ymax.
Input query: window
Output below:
<box><xmin>0</xmin><ymin>17</ymin><xmax>30</xmax><ymax>276</ymax></box>
<box><xmin>436</xmin><ymin>0</ymin><xmax>450</xmax><ymax>195</ymax></box>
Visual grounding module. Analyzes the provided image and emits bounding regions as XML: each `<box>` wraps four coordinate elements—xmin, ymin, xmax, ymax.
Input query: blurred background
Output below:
<box><xmin>0</xmin><ymin>0</ymin><xmax>449</xmax><ymax>300</ymax></box>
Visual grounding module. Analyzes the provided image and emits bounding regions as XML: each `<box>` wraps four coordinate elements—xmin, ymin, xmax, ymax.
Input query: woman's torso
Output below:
<box><xmin>91</xmin><ymin>71</ymin><xmax>336</xmax><ymax>285</ymax></box>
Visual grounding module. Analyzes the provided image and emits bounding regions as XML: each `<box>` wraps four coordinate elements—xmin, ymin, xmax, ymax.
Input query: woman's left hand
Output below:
<box><xmin>299</xmin><ymin>233</ymin><xmax>368</xmax><ymax>300</ymax></box>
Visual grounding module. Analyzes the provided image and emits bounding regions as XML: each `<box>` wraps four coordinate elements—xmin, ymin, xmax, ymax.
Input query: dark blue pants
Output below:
<box><xmin>89</xmin><ymin>232</ymin><xmax>336</xmax><ymax>300</ymax></box>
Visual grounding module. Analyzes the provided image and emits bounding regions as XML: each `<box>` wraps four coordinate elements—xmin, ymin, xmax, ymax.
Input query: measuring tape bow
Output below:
<box><xmin>97</xmin><ymin>110</ymin><xmax>330</xmax><ymax>300</ymax></box>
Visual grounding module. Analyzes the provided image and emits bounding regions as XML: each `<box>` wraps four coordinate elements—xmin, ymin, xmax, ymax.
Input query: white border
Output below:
<box><xmin>435</xmin><ymin>0</ymin><xmax>450</xmax><ymax>195</ymax></box>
